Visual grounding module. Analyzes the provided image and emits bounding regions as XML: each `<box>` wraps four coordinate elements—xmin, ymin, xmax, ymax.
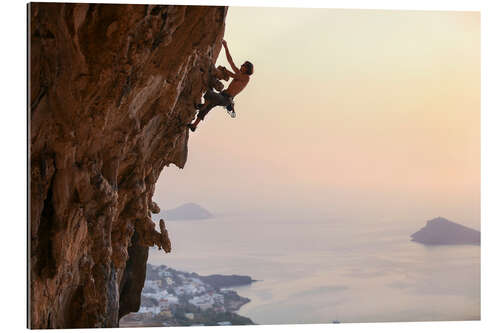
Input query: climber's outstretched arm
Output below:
<box><xmin>222</xmin><ymin>40</ymin><xmax>239</xmax><ymax>74</ymax></box>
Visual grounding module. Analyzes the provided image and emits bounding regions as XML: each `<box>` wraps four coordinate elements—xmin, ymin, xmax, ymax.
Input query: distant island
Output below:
<box><xmin>411</xmin><ymin>217</ymin><xmax>480</xmax><ymax>245</ymax></box>
<box><xmin>120</xmin><ymin>264</ymin><xmax>255</xmax><ymax>327</ymax></box>
<box><xmin>157</xmin><ymin>203</ymin><xmax>214</xmax><ymax>221</ymax></box>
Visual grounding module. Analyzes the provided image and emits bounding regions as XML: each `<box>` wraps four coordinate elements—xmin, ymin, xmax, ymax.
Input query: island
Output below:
<box><xmin>119</xmin><ymin>264</ymin><xmax>255</xmax><ymax>327</ymax></box>
<box><xmin>411</xmin><ymin>217</ymin><xmax>480</xmax><ymax>245</ymax></box>
<box><xmin>156</xmin><ymin>203</ymin><xmax>214</xmax><ymax>221</ymax></box>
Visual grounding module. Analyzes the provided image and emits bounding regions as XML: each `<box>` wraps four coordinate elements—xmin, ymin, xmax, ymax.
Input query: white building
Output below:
<box><xmin>198</xmin><ymin>303</ymin><xmax>212</xmax><ymax>311</ymax></box>
<box><xmin>138</xmin><ymin>306</ymin><xmax>161</xmax><ymax>314</ymax></box>
<box><xmin>189</xmin><ymin>294</ymin><xmax>214</xmax><ymax>307</ymax></box>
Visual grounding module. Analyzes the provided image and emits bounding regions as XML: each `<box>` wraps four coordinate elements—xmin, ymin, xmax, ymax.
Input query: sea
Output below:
<box><xmin>147</xmin><ymin>214</ymin><xmax>480</xmax><ymax>325</ymax></box>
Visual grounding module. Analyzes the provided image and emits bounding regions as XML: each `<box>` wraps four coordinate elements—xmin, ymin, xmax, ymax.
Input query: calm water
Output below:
<box><xmin>148</xmin><ymin>215</ymin><xmax>480</xmax><ymax>324</ymax></box>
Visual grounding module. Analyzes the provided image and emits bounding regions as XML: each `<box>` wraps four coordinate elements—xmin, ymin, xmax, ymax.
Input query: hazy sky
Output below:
<box><xmin>154</xmin><ymin>7</ymin><xmax>480</xmax><ymax>228</ymax></box>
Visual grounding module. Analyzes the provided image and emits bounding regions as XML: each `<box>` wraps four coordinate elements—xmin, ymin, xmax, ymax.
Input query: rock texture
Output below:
<box><xmin>29</xmin><ymin>3</ymin><xmax>227</xmax><ymax>328</ymax></box>
<box><xmin>411</xmin><ymin>217</ymin><xmax>480</xmax><ymax>245</ymax></box>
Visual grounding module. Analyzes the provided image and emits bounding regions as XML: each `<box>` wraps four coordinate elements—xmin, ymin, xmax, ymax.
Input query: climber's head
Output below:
<box><xmin>241</xmin><ymin>61</ymin><xmax>254</xmax><ymax>75</ymax></box>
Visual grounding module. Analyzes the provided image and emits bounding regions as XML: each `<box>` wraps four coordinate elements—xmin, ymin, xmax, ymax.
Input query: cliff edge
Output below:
<box><xmin>29</xmin><ymin>3</ymin><xmax>227</xmax><ymax>328</ymax></box>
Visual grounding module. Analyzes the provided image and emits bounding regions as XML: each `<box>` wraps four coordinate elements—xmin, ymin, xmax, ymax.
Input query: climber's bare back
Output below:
<box><xmin>224</xmin><ymin>72</ymin><xmax>250</xmax><ymax>97</ymax></box>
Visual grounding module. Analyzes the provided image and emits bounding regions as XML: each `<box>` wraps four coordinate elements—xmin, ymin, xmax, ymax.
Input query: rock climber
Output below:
<box><xmin>188</xmin><ymin>40</ymin><xmax>253</xmax><ymax>132</ymax></box>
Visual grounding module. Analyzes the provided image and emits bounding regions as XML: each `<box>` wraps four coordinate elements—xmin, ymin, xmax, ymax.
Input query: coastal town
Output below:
<box><xmin>120</xmin><ymin>264</ymin><xmax>255</xmax><ymax>327</ymax></box>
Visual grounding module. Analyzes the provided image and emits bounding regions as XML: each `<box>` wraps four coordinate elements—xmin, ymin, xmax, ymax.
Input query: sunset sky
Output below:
<box><xmin>154</xmin><ymin>7</ymin><xmax>480</xmax><ymax>228</ymax></box>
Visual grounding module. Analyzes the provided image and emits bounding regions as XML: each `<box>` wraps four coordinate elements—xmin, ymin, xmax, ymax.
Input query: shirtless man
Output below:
<box><xmin>188</xmin><ymin>40</ymin><xmax>254</xmax><ymax>132</ymax></box>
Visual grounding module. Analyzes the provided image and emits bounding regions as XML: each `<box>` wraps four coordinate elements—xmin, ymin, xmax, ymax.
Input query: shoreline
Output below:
<box><xmin>120</xmin><ymin>264</ymin><xmax>256</xmax><ymax>327</ymax></box>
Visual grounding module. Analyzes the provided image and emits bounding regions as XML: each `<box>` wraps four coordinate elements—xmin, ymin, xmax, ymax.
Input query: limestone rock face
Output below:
<box><xmin>29</xmin><ymin>3</ymin><xmax>227</xmax><ymax>328</ymax></box>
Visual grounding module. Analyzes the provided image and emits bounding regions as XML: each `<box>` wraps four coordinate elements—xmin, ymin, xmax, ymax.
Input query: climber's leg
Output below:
<box><xmin>188</xmin><ymin>90</ymin><xmax>229</xmax><ymax>132</ymax></box>
<box><xmin>189</xmin><ymin>117</ymin><xmax>201</xmax><ymax>132</ymax></box>
<box><xmin>189</xmin><ymin>103</ymin><xmax>216</xmax><ymax>132</ymax></box>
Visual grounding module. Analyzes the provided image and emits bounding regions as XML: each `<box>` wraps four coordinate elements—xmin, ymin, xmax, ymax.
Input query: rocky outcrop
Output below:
<box><xmin>198</xmin><ymin>274</ymin><xmax>255</xmax><ymax>289</ymax></box>
<box><xmin>411</xmin><ymin>217</ymin><xmax>480</xmax><ymax>245</ymax></box>
<box><xmin>29</xmin><ymin>3</ymin><xmax>227</xmax><ymax>328</ymax></box>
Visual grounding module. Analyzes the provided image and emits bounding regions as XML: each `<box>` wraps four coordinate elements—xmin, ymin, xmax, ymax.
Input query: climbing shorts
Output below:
<box><xmin>197</xmin><ymin>90</ymin><xmax>234</xmax><ymax>120</ymax></box>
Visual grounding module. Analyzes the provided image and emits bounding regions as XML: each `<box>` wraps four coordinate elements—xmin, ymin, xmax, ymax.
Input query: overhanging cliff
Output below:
<box><xmin>29</xmin><ymin>3</ymin><xmax>227</xmax><ymax>328</ymax></box>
